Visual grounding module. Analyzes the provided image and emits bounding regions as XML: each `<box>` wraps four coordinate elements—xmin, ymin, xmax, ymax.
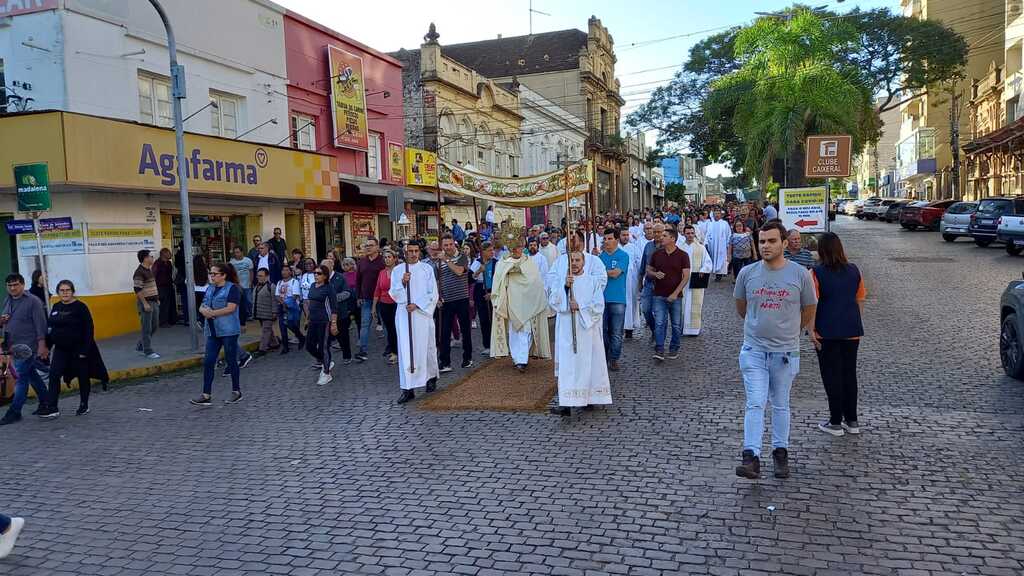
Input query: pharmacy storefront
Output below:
<box><xmin>0</xmin><ymin>111</ymin><xmax>338</xmax><ymax>338</ymax></box>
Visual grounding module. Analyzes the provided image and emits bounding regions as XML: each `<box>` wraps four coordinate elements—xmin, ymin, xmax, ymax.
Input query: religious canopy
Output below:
<box><xmin>436</xmin><ymin>159</ymin><xmax>592</xmax><ymax>208</ymax></box>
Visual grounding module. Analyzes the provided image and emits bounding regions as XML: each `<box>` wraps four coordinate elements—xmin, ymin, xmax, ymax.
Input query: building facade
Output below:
<box><xmin>439</xmin><ymin>17</ymin><xmax>626</xmax><ymax>213</ymax></box>
<box><xmin>518</xmin><ymin>85</ymin><xmax>586</xmax><ymax>226</ymax></box>
<box><xmin>854</xmin><ymin>101</ymin><xmax>901</xmax><ymax>197</ymax></box>
<box><xmin>897</xmin><ymin>0</ymin><xmax>1005</xmax><ymax>200</ymax></box>
<box><xmin>962</xmin><ymin>1</ymin><xmax>1024</xmax><ymax>199</ymax></box>
<box><xmin>394</xmin><ymin>24</ymin><xmax>525</xmax><ymax>231</ymax></box>
<box><xmin>283</xmin><ymin>10</ymin><xmax>406</xmax><ymax>258</ymax></box>
<box><xmin>620</xmin><ymin>132</ymin><xmax>654</xmax><ymax>213</ymax></box>
<box><xmin>0</xmin><ymin>0</ymin><xmax>341</xmax><ymax>338</ymax></box>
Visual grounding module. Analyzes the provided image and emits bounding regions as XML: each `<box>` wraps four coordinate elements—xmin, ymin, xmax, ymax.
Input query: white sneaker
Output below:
<box><xmin>146</xmin><ymin>352</ymin><xmax>161</xmax><ymax>360</ymax></box>
<box><xmin>481</xmin><ymin>348</ymin><xmax>490</xmax><ymax>355</ymax></box>
<box><xmin>317</xmin><ymin>371</ymin><xmax>333</xmax><ymax>386</ymax></box>
<box><xmin>0</xmin><ymin>517</ymin><xmax>25</xmax><ymax>559</ymax></box>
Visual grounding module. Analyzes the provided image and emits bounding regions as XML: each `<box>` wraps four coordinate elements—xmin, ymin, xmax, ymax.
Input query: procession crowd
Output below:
<box><xmin>0</xmin><ymin>200</ymin><xmax>870</xmax><ymax>556</ymax></box>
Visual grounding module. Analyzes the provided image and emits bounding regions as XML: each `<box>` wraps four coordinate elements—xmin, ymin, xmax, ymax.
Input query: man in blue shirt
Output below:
<box><xmin>599</xmin><ymin>227</ymin><xmax>629</xmax><ymax>371</ymax></box>
<box><xmin>451</xmin><ymin>219</ymin><xmax>466</xmax><ymax>244</ymax></box>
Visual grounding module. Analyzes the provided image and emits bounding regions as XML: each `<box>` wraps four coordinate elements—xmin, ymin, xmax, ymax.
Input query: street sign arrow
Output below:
<box><xmin>794</xmin><ymin>219</ymin><xmax>819</xmax><ymax>227</ymax></box>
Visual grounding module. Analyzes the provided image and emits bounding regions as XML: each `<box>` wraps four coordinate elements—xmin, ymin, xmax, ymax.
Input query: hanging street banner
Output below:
<box><xmin>327</xmin><ymin>45</ymin><xmax>368</xmax><ymax>151</ymax></box>
<box><xmin>14</xmin><ymin>162</ymin><xmax>51</xmax><ymax>212</ymax></box>
<box><xmin>779</xmin><ymin>186</ymin><xmax>828</xmax><ymax>233</ymax></box>
<box><xmin>805</xmin><ymin>135</ymin><xmax>852</xmax><ymax>178</ymax></box>
<box><xmin>406</xmin><ymin>147</ymin><xmax>437</xmax><ymax>187</ymax></box>
<box><xmin>436</xmin><ymin>159</ymin><xmax>593</xmax><ymax>208</ymax></box>
<box><xmin>388</xmin><ymin>142</ymin><xmax>405</xmax><ymax>184</ymax></box>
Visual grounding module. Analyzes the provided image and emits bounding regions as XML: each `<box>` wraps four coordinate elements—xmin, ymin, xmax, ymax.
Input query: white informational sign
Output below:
<box><xmin>779</xmin><ymin>186</ymin><xmax>828</xmax><ymax>233</ymax></box>
<box><xmin>16</xmin><ymin>228</ymin><xmax>85</xmax><ymax>255</ymax></box>
<box><xmin>86</xmin><ymin>224</ymin><xmax>156</xmax><ymax>254</ymax></box>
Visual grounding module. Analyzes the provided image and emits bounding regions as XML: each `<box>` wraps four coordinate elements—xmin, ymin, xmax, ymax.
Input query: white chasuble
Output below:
<box><xmin>389</xmin><ymin>261</ymin><xmax>440</xmax><ymax>390</ymax></box>
<box><xmin>681</xmin><ymin>241</ymin><xmax>713</xmax><ymax>336</ymax></box>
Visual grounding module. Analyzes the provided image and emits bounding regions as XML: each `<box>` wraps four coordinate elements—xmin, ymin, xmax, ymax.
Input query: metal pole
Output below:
<box><xmin>32</xmin><ymin>213</ymin><xmax>50</xmax><ymax>313</ymax></box>
<box><xmin>148</xmin><ymin>0</ymin><xmax>198</xmax><ymax>351</ymax></box>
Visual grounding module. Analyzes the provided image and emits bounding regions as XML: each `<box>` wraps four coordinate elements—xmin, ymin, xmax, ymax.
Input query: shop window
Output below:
<box><xmin>367</xmin><ymin>132</ymin><xmax>382</xmax><ymax>180</ymax></box>
<box><xmin>210</xmin><ymin>91</ymin><xmax>241</xmax><ymax>138</ymax></box>
<box><xmin>138</xmin><ymin>72</ymin><xmax>173</xmax><ymax>127</ymax></box>
<box><xmin>291</xmin><ymin>114</ymin><xmax>316</xmax><ymax>151</ymax></box>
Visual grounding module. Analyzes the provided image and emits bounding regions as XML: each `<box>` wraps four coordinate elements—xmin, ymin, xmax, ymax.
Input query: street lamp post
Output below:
<box><xmin>148</xmin><ymin>0</ymin><xmax>199</xmax><ymax>351</ymax></box>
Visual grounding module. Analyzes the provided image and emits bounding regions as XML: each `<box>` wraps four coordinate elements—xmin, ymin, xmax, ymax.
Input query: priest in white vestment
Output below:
<box><xmin>696</xmin><ymin>213</ymin><xmax>711</xmax><ymax>244</ymax></box>
<box><xmin>391</xmin><ymin>243</ymin><xmax>440</xmax><ymax>404</ymax></box>
<box><xmin>617</xmin><ymin>228</ymin><xmax>642</xmax><ymax>336</ymax></box>
<box><xmin>548</xmin><ymin>251</ymin><xmax>612</xmax><ymax>416</ymax></box>
<box><xmin>538</xmin><ymin>232</ymin><xmax>558</xmax><ymax>268</ymax></box>
<box><xmin>705</xmin><ymin>210</ymin><xmax>731</xmax><ymax>280</ymax></box>
<box><xmin>680</xmin><ymin>224</ymin><xmax>714</xmax><ymax>336</ymax></box>
<box><xmin>491</xmin><ymin>230</ymin><xmax>552</xmax><ymax>371</ymax></box>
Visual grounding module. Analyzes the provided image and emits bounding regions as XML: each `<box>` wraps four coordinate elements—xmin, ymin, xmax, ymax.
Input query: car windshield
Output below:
<box><xmin>947</xmin><ymin>202</ymin><xmax>977</xmax><ymax>215</ymax></box>
<box><xmin>978</xmin><ymin>199</ymin><xmax>1012</xmax><ymax>215</ymax></box>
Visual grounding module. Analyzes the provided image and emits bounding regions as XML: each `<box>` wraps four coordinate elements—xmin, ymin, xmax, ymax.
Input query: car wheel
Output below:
<box><xmin>1001</xmin><ymin>314</ymin><xmax>1024</xmax><ymax>380</ymax></box>
<box><xmin>975</xmin><ymin>239</ymin><xmax>993</xmax><ymax>247</ymax></box>
<box><xmin>1007</xmin><ymin>243</ymin><xmax>1023</xmax><ymax>256</ymax></box>
<box><xmin>942</xmin><ymin>234</ymin><xmax>956</xmax><ymax>242</ymax></box>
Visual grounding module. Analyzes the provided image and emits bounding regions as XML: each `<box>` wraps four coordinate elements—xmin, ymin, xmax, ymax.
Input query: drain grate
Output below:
<box><xmin>888</xmin><ymin>256</ymin><xmax>956</xmax><ymax>263</ymax></box>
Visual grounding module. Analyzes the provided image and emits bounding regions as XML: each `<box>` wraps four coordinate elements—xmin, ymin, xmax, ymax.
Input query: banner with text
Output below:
<box><xmin>779</xmin><ymin>186</ymin><xmax>827</xmax><ymax>233</ymax></box>
<box><xmin>327</xmin><ymin>45</ymin><xmax>368</xmax><ymax>151</ymax></box>
<box><xmin>86</xmin><ymin>224</ymin><xmax>156</xmax><ymax>254</ymax></box>
<box><xmin>437</xmin><ymin>160</ymin><xmax>592</xmax><ymax>208</ymax></box>
<box><xmin>16</xmin><ymin>228</ymin><xmax>85</xmax><ymax>256</ymax></box>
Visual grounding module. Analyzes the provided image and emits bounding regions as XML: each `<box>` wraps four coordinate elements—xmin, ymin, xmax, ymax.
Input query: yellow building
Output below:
<box><xmin>394</xmin><ymin>25</ymin><xmax>525</xmax><ymax>231</ymax></box>
<box><xmin>0</xmin><ymin>111</ymin><xmax>337</xmax><ymax>338</ymax></box>
<box><xmin>897</xmin><ymin>0</ymin><xmax>1004</xmax><ymax>200</ymax></box>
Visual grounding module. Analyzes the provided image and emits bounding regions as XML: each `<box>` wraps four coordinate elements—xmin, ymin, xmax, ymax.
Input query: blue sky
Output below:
<box><xmin>277</xmin><ymin>0</ymin><xmax>898</xmax><ymax>174</ymax></box>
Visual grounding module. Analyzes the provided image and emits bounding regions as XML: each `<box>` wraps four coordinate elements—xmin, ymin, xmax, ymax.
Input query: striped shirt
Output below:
<box><xmin>439</xmin><ymin>254</ymin><xmax>469</xmax><ymax>301</ymax></box>
<box><xmin>784</xmin><ymin>248</ymin><xmax>816</xmax><ymax>269</ymax></box>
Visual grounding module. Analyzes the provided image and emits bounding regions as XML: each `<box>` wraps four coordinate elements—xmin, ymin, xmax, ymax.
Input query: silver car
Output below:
<box><xmin>940</xmin><ymin>201</ymin><xmax>978</xmax><ymax>242</ymax></box>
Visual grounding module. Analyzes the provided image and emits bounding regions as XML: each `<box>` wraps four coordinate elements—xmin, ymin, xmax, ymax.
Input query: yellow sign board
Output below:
<box><xmin>328</xmin><ymin>45</ymin><xmax>369</xmax><ymax>151</ymax></box>
<box><xmin>0</xmin><ymin>112</ymin><xmax>339</xmax><ymax>201</ymax></box>
<box><xmin>406</xmin><ymin>147</ymin><xmax>437</xmax><ymax>187</ymax></box>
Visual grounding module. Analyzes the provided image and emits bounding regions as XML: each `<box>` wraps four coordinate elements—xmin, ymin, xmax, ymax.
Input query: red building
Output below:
<box><xmin>284</xmin><ymin>10</ymin><xmax>407</xmax><ymax>258</ymax></box>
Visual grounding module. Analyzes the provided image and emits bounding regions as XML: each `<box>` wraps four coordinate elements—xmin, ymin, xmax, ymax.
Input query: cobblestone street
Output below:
<box><xmin>2</xmin><ymin>217</ymin><xmax>1022</xmax><ymax>576</ymax></box>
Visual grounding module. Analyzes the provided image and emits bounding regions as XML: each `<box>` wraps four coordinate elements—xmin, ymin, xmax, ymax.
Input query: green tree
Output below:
<box><xmin>665</xmin><ymin>183</ymin><xmax>687</xmax><ymax>205</ymax></box>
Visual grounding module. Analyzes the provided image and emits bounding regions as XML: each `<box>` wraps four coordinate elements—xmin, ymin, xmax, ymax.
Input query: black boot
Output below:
<box><xmin>772</xmin><ymin>448</ymin><xmax>790</xmax><ymax>478</ymax></box>
<box><xmin>549</xmin><ymin>406</ymin><xmax>571</xmax><ymax>417</ymax></box>
<box><xmin>425</xmin><ymin>378</ymin><xmax>437</xmax><ymax>393</ymax></box>
<box><xmin>396</xmin><ymin>390</ymin><xmax>415</xmax><ymax>404</ymax></box>
<box><xmin>735</xmin><ymin>449</ymin><xmax>761</xmax><ymax>479</ymax></box>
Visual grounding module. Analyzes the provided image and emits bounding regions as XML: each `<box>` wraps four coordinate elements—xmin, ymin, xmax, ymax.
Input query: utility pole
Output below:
<box><xmin>148</xmin><ymin>0</ymin><xmax>198</xmax><ymax>351</ymax></box>
<box><xmin>950</xmin><ymin>88</ymin><xmax>963</xmax><ymax>200</ymax></box>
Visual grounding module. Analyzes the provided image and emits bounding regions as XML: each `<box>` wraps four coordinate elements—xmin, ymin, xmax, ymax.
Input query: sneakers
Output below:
<box><xmin>514</xmin><ymin>363</ymin><xmax>526</xmax><ymax>373</ymax></box>
<box><xmin>439</xmin><ymin>365</ymin><xmax>453</xmax><ymax>374</ymax></box>
<box><xmin>76</xmin><ymin>404</ymin><xmax>90</xmax><ymax>416</ymax></box>
<box><xmin>146</xmin><ymin>352</ymin><xmax>161</xmax><ymax>360</ymax></box>
<box><xmin>818</xmin><ymin>421</ymin><xmax>845</xmax><ymax>436</ymax></box>
<box><xmin>549</xmin><ymin>406</ymin><xmax>572</xmax><ymax>417</ymax></box>
<box><xmin>735</xmin><ymin>449</ymin><xmax>761</xmax><ymax>479</ymax></box>
<box><xmin>0</xmin><ymin>412</ymin><xmax>21</xmax><ymax>426</ymax></box>
<box><xmin>842</xmin><ymin>421</ymin><xmax>861</xmax><ymax>434</ymax></box>
<box><xmin>343</xmin><ymin>358</ymin><xmax>353</xmax><ymax>365</ymax></box>
<box><xmin>652</xmin><ymin>350</ymin><xmax>665</xmax><ymax>362</ymax></box>
<box><xmin>425</xmin><ymin>378</ymin><xmax>437</xmax><ymax>393</ymax></box>
<box><xmin>0</xmin><ymin>516</ymin><xmax>25</xmax><ymax>560</ymax></box>
<box><xmin>311</xmin><ymin>362</ymin><xmax>323</xmax><ymax>370</ymax></box>
<box><xmin>771</xmin><ymin>448</ymin><xmax>790</xmax><ymax>479</ymax></box>
<box><xmin>387</xmin><ymin>353</ymin><xmax>398</xmax><ymax>365</ymax></box>
<box><xmin>317</xmin><ymin>371</ymin><xmax>333</xmax><ymax>386</ymax></box>
<box><xmin>37</xmin><ymin>407</ymin><xmax>60</xmax><ymax>419</ymax></box>
<box><xmin>481</xmin><ymin>348</ymin><xmax>491</xmax><ymax>356</ymax></box>
<box><xmin>239</xmin><ymin>353</ymin><xmax>254</xmax><ymax>369</ymax></box>
<box><xmin>666</xmin><ymin>350</ymin><xmax>680</xmax><ymax>360</ymax></box>
<box><xmin>354</xmin><ymin>352</ymin><xmax>368</xmax><ymax>363</ymax></box>
<box><xmin>225</xmin><ymin>391</ymin><xmax>243</xmax><ymax>404</ymax></box>
<box><xmin>396</xmin><ymin>389</ymin><xmax>415</xmax><ymax>404</ymax></box>
<box><xmin>461</xmin><ymin>359</ymin><xmax>474</xmax><ymax>369</ymax></box>
<box><xmin>190</xmin><ymin>394</ymin><xmax>213</xmax><ymax>407</ymax></box>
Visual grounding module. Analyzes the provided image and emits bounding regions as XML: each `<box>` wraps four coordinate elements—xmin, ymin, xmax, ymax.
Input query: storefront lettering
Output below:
<box><xmin>138</xmin><ymin>144</ymin><xmax>259</xmax><ymax>187</ymax></box>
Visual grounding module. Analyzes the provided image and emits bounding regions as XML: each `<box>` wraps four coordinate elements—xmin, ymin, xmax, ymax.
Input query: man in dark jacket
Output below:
<box><xmin>254</xmin><ymin>242</ymin><xmax>282</xmax><ymax>283</ymax></box>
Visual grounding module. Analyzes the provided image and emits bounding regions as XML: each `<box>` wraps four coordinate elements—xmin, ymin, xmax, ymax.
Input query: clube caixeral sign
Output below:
<box><xmin>805</xmin><ymin>135</ymin><xmax>852</xmax><ymax>179</ymax></box>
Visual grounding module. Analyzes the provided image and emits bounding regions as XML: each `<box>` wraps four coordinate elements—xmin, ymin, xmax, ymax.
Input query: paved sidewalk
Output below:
<box><xmin>97</xmin><ymin>324</ymin><xmax>261</xmax><ymax>381</ymax></box>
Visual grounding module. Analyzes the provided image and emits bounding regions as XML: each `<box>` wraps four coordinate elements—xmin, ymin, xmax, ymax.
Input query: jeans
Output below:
<box><xmin>652</xmin><ymin>295</ymin><xmax>682</xmax><ymax>353</ymax></box>
<box><xmin>602</xmin><ymin>302</ymin><xmax>626</xmax><ymax>362</ymax></box>
<box><xmin>278</xmin><ymin>303</ymin><xmax>304</xmax><ymax>353</ymax></box>
<box><xmin>358</xmin><ymin>300</ymin><xmax>374</xmax><ymax>354</ymax></box>
<box><xmin>817</xmin><ymin>339</ymin><xmax>860</xmax><ymax>425</ymax></box>
<box><xmin>0</xmin><ymin>513</ymin><xmax>9</xmax><ymax>533</ymax></box>
<box><xmin>640</xmin><ymin>283</ymin><xmax>654</xmax><ymax>336</ymax></box>
<box><xmin>203</xmin><ymin>335</ymin><xmax>239</xmax><ymax>395</ymax></box>
<box><xmin>7</xmin><ymin>355</ymin><xmax>47</xmax><ymax>417</ymax></box>
<box><xmin>739</xmin><ymin>346</ymin><xmax>799</xmax><ymax>457</ymax></box>
<box><xmin>440</xmin><ymin>298</ymin><xmax>472</xmax><ymax>366</ymax></box>
<box><xmin>47</xmin><ymin>346</ymin><xmax>90</xmax><ymax>411</ymax></box>
<box><xmin>473</xmin><ymin>286</ymin><xmax>493</xmax><ymax>349</ymax></box>
<box><xmin>136</xmin><ymin>300</ymin><xmax>159</xmax><ymax>354</ymax></box>
<box><xmin>378</xmin><ymin>302</ymin><xmax>397</xmax><ymax>355</ymax></box>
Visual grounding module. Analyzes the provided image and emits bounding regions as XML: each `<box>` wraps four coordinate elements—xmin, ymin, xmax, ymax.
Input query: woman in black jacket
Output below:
<box><xmin>43</xmin><ymin>280</ymin><xmax>108</xmax><ymax>417</ymax></box>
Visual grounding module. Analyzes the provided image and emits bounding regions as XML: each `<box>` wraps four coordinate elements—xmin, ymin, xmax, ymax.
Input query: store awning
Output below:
<box><xmin>341</xmin><ymin>177</ymin><xmax>444</xmax><ymax>203</ymax></box>
<box><xmin>963</xmin><ymin>116</ymin><xmax>1024</xmax><ymax>155</ymax></box>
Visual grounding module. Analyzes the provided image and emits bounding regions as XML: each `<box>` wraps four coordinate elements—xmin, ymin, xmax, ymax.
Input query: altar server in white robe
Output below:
<box><xmin>680</xmin><ymin>223</ymin><xmax>714</xmax><ymax>336</ymax></box>
<box><xmin>705</xmin><ymin>210</ymin><xmax>731</xmax><ymax>280</ymax></box>
<box><xmin>696</xmin><ymin>213</ymin><xmax>711</xmax><ymax>243</ymax></box>
<box><xmin>617</xmin><ymin>227</ymin><xmax>642</xmax><ymax>337</ymax></box>
<box><xmin>491</xmin><ymin>228</ymin><xmax>551</xmax><ymax>371</ymax></box>
<box><xmin>549</xmin><ymin>250</ymin><xmax>612</xmax><ymax>416</ymax></box>
<box><xmin>538</xmin><ymin>232</ymin><xmax>559</xmax><ymax>268</ymax></box>
<box><xmin>391</xmin><ymin>243</ymin><xmax>440</xmax><ymax>404</ymax></box>
<box><xmin>548</xmin><ymin>229</ymin><xmax>608</xmax><ymax>368</ymax></box>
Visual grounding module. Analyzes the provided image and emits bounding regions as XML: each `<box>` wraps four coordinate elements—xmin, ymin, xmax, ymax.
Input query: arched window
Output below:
<box><xmin>439</xmin><ymin>112</ymin><xmax>457</xmax><ymax>161</ymax></box>
<box><xmin>459</xmin><ymin>117</ymin><xmax>475</xmax><ymax>166</ymax></box>
<box><xmin>477</xmin><ymin>123</ymin><xmax>493</xmax><ymax>173</ymax></box>
<box><xmin>494</xmin><ymin>131</ymin><xmax>507</xmax><ymax>176</ymax></box>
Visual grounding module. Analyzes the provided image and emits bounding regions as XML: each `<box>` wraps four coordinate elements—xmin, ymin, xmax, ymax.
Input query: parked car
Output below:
<box><xmin>1000</xmin><ymin>276</ymin><xmax>1024</xmax><ymax>379</ymax></box>
<box><xmin>899</xmin><ymin>199</ymin><xmax>958</xmax><ymax>231</ymax></box>
<box><xmin>845</xmin><ymin>199</ymin><xmax>863</xmax><ymax>216</ymax></box>
<box><xmin>880</xmin><ymin>200</ymin><xmax>912</xmax><ymax>223</ymax></box>
<box><xmin>833</xmin><ymin>197</ymin><xmax>856</xmax><ymax>214</ymax></box>
<box><xmin>940</xmin><ymin>201</ymin><xmax>978</xmax><ymax>242</ymax></box>
<box><xmin>970</xmin><ymin>196</ymin><xmax>1024</xmax><ymax>247</ymax></box>
<box><xmin>863</xmin><ymin>198</ymin><xmax>897</xmax><ymax>220</ymax></box>
<box><xmin>854</xmin><ymin>197</ymin><xmax>881</xmax><ymax>219</ymax></box>
<box><xmin>996</xmin><ymin>198</ymin><xmax>1024</xmax><ymax>255</ymax></box>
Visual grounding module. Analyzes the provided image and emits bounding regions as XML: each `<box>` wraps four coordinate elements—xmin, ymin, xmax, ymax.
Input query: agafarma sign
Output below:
<box><xmin>137</xmin><ymin>144</ymin><xmax>261</xmax><ymax>187</ymax></box>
